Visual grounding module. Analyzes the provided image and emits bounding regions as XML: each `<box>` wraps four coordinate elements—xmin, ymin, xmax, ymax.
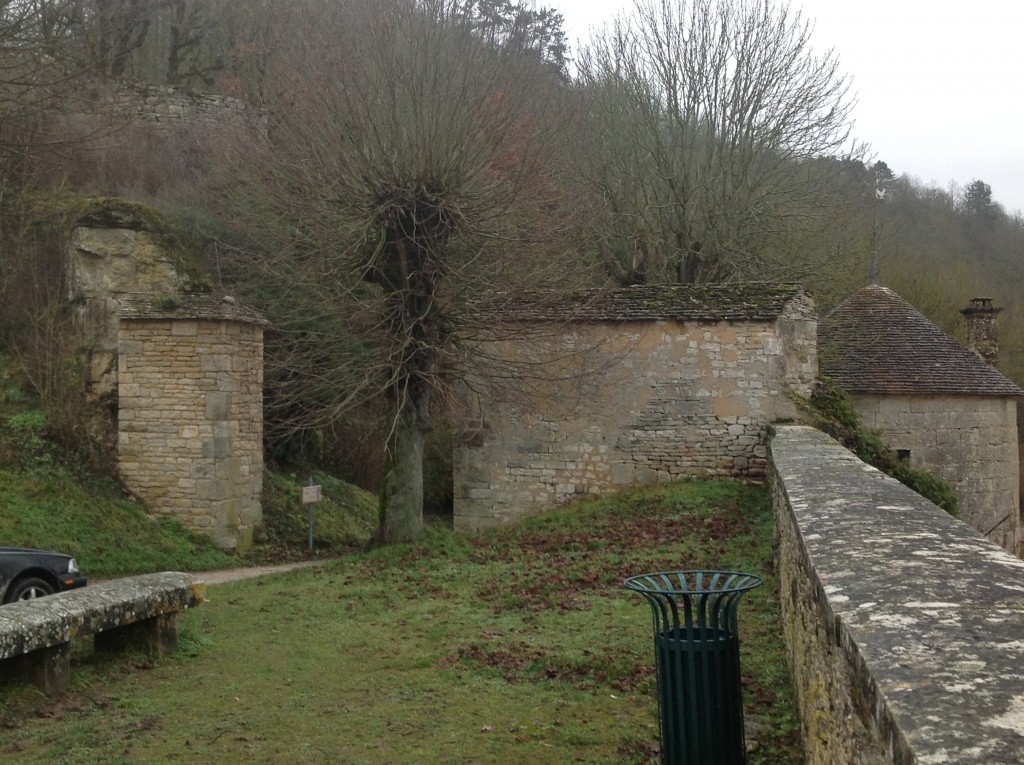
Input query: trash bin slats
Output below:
<box><xmin>626</xmin><ymin>570</ymin><xmax>762</xmax><ymax>765</ymax></box>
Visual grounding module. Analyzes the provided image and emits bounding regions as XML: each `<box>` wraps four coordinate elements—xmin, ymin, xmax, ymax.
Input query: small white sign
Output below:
<box><xmin>302</xmin><ymin>485</ymin><xmax>323</xmax><ymax>504</ymax></box>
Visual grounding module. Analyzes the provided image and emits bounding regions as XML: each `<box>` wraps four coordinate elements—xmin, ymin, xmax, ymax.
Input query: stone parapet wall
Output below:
<box><xmin>769</xmin><ymin>425</ymin><xmax>1024</xmax><ymax>763</ymax></box>
<box><xmin>454</xmin><ymin>298</ymin><xmax>815</xmax><ymax>529</ymax></box>
<box><xmin>118</xmin><ymin>318</ymin><xmax>263</xmax><ymax>550</ymax></box>
<box><xmin>853</xmin><ymin>393</ymin><xmax>1019</xmax><ymax>552</ymax></box>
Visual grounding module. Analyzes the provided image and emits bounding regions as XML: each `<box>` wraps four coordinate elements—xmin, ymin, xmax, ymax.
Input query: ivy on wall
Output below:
<box><xmin>793</xmin><ymin>377</ymin><xmax>960</xmax><ymax>517</ymax></box>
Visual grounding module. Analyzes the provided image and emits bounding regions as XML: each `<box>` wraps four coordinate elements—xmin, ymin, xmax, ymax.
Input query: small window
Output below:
<box><xmin>896</xmin><ymin>449</ymin><xmax>911</xmax><ymax>463</ymax></box>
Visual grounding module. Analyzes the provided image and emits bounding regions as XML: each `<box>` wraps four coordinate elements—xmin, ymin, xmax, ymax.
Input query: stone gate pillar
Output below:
<box><xmin>117</xmin><ymin>294</ymin><xmax>267</xmax><ymax>550</ymax></box>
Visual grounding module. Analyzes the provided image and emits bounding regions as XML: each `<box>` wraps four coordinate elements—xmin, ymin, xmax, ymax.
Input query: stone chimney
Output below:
<box><xmin>960</xmin><ymin>297</ymin><xmax>1001</xmax><ymax>366</ymax></box>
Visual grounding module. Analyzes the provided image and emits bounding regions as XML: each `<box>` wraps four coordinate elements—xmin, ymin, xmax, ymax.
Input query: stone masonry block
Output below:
<box><xmin>204</xmin><ymin>392</ymin><xmax>232</xmax><ymax>419</ymax></box>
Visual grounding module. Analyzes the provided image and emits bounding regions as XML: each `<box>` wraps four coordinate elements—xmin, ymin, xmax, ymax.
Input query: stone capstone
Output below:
<box><xmin>770</xmin><ymin>425</ymin><xmax>1024</xmax><ymax>764</ymax></box>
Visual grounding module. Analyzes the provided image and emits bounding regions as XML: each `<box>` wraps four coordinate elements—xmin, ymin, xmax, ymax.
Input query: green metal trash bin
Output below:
<box><xmin>625</xmin><ymin>570</ymin><xmax>763</xmax><ymax>765</ymax></box>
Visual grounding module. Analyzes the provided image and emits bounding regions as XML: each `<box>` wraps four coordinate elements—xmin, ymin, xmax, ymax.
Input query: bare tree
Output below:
<box><xmin>577</xmin><ymin>0</ymin><xmax>861</xmax><ymax>284</ymax></box>
<box><xmin>212</xmin><ymin>0</ymin><xmax>579</xmax><ymax>542</ymax></box>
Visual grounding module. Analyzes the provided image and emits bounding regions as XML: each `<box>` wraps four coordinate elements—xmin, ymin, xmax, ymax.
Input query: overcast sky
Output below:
<box><xmin>552</xmin><ymin>0</ymin><xmax>1024</xmax><ymax>214</ymax></box>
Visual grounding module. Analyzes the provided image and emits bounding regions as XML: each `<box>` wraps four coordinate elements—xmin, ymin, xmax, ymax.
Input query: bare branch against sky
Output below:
<box><xmin>554</xmin><ymin>0</ymin><xmax>1024</xmax><ymax>215</ymax></box>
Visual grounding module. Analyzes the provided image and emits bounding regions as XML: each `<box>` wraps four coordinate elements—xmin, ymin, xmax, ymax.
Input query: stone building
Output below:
<box><xmin>65</xmin><ymin>199</ymin><xmax>266</xmax><ymax>550</ymax></box>
<box><xmin>117</xmin><ymin>294</ymin><xmax>266</xmax><ymax>550</ymax></box>
<box><xmin>819</xmin><ymin>284</ymin><xmax>1023</xmax><ymax>553</ymax></box>
<box><xmin>453</xmin><ymin>284</ymin><xmax>817</xmax><ymax>530</ymax></box>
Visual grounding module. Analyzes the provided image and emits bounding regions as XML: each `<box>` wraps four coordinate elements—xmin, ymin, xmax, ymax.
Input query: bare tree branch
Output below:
<box><xmin>208</xmin><ymin>0</ymin><xmax>585</xmax><ymax>542</ymax></box>
<box><xmin>577</xmin><ymin>0</ymin><xmax>863</xmax><ymax>284</ymax></box>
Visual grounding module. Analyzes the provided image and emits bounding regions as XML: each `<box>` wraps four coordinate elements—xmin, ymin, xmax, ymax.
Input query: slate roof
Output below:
<box><xmin>486</xmin><ymin>283</ymin><xmax>807</xmax><ymax>323</ymax></box>
<box><xmin>118</xmin><ymin>292</ymin><xmax>269</xmax><ymax>327</ymax></box>
<box><xmin>819</xmin><ymin>284</ymin><xmax>1023</xmax><ymax>397</ymax></box>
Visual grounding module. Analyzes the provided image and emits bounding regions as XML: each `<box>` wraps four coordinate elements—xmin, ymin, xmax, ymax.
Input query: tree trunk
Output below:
<box><xmin>376</xmin><ymin>394</ymin><xmax>428</xmax><ymax>544</ymax></box>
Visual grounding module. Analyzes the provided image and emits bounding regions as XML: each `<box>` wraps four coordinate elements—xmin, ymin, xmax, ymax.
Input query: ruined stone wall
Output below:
<box><xmin>117</xmin><ymin>318</ymin><xmax>264</xmax><ymax>550</ymax></box>
<box><xmin>59</xmin><ymin>205</ymin><xmax>266</xmax><ymax>551</ymax></box>
<box><xmin>67</xmin><ymin>225</ymin><xmax>191</xmax><ymax>404</ymax></box>
<box><xmin>453</xmin><ymin>299</ymin><xmax>816</xmax><ymax>530</ymax></box>
<box><xmin>93</xmin><ymin>81</ymin><xmax>264</xmax><ymax>136</ymax></box>
<box><xmin>852</xmin><ymin>393</ymin><xmax>1019</xmax><ymax>552</ymax></box>
<box><xmin>770</xmin><ymin>425</ymin><xmax>1024</xmax><ymax>764</ymax></box>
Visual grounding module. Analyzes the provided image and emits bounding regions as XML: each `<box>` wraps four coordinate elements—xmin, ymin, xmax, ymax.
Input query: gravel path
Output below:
<box><xmin>197</xmin><ymin>559</ymin><xmax>329</xmax><ymax>585</ymax></box>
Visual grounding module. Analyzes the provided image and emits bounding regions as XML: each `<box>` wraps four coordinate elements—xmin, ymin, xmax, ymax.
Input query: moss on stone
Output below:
<box><xmin>74</xmin><ymin>197</ymin><xmax>166</xmax><ymax>231</ymax></box>
<box><xmin>791</xmin><ymin>377</ymin><xmax>960</xmax><ymax>517</ymax></box>
<box><xmin>12</xmin><ymin>193</ymin><xmax>212</xmax><ymax>293</ymax></box>
<box><xmin>73</xmin><ymin>197</ymin><xmax>211</xmax><ymax>292</ymax></box>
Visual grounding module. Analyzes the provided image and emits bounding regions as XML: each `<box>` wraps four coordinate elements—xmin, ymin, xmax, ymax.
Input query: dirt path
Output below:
<box><xmin>197</xmin><ymin>559</ymin><xmax>329</xmax><ymax>585</ymax></box>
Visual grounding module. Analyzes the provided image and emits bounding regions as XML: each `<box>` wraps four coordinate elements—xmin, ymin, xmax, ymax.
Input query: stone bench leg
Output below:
<box><xmin>0</xmin><ymin>642</ymin><xmax>73</xmax><ymax>698</ymax></box>
<box><xmin>95</xmin><ymin>613</ymin><xmax>180</xmax><ymax>657</ymax></box>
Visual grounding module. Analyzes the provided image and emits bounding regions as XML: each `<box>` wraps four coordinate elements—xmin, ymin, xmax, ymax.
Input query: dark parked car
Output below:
<box><xmin>0</xmin><ymin>547</ymin><xmax>87</xmax><ymax>603</ymax></box>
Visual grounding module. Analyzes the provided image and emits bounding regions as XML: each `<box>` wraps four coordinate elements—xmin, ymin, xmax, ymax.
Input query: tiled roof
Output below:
<box><xmin>486</xmin><ymin>283</ymin><xmax>807</xmax><ymax>322</ymax></box>
<box><xmin>819</xmin><ymin>284</ymin><xmax>1023</xmax><ymax>397</ymax></box>
<box><xmin>118</xmin><ymin>292</ymin><xmax>269</xmax><ymax>327</ymax></box>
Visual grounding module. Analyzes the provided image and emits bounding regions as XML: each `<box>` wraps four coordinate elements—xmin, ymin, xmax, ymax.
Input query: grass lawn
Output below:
<box><xmin>0</xmin><ymin>480</ymin><xmax>802</xmax><ymax>764</ymax></box>
<box><xmin>0</xmin><ymin>410</ymin><xmax>380</xmax><ymax>577</ymax></box>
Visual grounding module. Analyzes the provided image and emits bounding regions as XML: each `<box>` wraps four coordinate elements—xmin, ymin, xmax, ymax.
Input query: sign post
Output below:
<box><xmin>301</xmin><ymin>478</ymin><xmax>323</xmax><ymax>552</ymax></box>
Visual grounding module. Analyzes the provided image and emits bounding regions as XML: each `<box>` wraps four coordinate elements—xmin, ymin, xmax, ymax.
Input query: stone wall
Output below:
<box><xmin>453</xmin><ymin>296</ymin><xmax>816</xmax><ymax>530</ymax></box>
<box><xmin>93</xmin><ymin>81</ymin><xmax>264</xmax><ymax>137</ymax></box>
<box><xmin>118</xmin><ymin>317</ymin><xmax>264</xmax><ymax>550</ymax></box>
<box><xmin>62</xmin><ymin>205</ymin><xmax>266</xmax><ymax>551</ymax></box>
<box><xmin>852</xmin><ymin>393</ymin><xmax>1019</xmax><ymax>552</ymax></box>
<box><xmin>770</xmin><ymin>425</ymin><xmax>1024</xmax><ymax>764</ymax></box>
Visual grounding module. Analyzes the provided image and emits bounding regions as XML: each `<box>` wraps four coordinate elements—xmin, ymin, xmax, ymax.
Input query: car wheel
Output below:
<box><xmin>7</xmin><ymin>576</ymin><xmax>55</xmax><ymax>602</ymax></box>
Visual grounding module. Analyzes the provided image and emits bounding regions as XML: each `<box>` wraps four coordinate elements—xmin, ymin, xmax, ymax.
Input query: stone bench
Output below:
<box><xmin>0</xmin><ymin>571</ymin><xmax>205</xmax><ymax>698</ymax></box>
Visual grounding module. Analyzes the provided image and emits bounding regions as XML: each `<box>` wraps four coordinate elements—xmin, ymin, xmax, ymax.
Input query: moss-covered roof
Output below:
<box><xmin>819</xmin><ymin>284</ymin><xmax>1023</xmax><ymax>397</ymax></box>
<box><xmin>118</xmin><ymin>292</ymin><xmax>269</xmax><ymax>327</ymax></box>
<box><xmin>485</xmin><ymin>283</ymin><xmax>807</xmax><ymax>322</ymax></box>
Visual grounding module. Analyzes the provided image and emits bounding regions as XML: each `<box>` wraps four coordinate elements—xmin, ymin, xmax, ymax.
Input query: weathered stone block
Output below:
<box><xmin>204</xmin><ymin>391</ymin><xmax>232</xmax><ymax>420</ymax></box>
<box><xmin>0</xmin><ymin>573</ymin><xmax>204</xmax><ymax>698</ymax></box>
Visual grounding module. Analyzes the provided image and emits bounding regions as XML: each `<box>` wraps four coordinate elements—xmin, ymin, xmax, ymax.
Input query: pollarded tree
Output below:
<box><xmin>577</xmin><ymin>0</ymin><xmax>861</xmax><ymax>284</ymax></box>
<box><xmin>215</xmin><ymin>0</ymin><xmax>580</xmax><ymax>542</ymax></box>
